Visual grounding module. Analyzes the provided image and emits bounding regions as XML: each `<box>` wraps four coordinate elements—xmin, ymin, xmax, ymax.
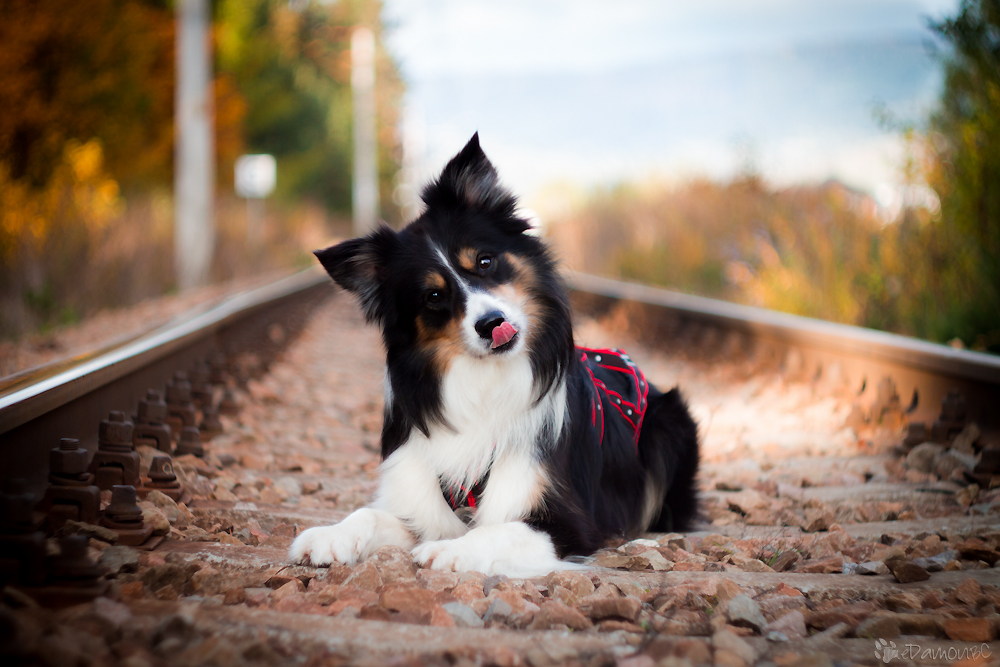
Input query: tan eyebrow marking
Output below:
<box><xmin>457</xmin><ymin>247</ymin><xmax>478</xmax><ymax>272</ymax></box>
<box><xmin>425</xmin><ymin>273</ymin><xmax>446</xmax><ymax>289</ymax></box>
<box><xmin>504</xmin><ymin>252</ymin><xmax>526</xmax><ymax>275</ymax></box>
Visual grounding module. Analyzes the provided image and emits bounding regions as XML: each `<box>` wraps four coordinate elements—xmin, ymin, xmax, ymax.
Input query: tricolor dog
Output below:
<box><xmin>289</xmin><ymin>134</ymin><xmax>699</xmax><ymax>577</ymax></box>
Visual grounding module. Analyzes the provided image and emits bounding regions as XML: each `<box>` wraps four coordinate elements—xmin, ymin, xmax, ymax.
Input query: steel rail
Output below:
<box><xmin>0</xmin><ymin>269</ymin><xmax>328</xmax><ymax>433</ymax></box>
<box><xmin>567</xmin><ymin>272</ymin><xmax>1000</xmax><ymax>384</ymax></box>
<box><xmin>0</xmin><ymin>268</ymin><xmax>331</xmax><ymax>495</ymax></box>
<box><xmin>2</xmin><ymin>267</ymin><xmax>999</xmax><ymax>495</ymax></box>
<box><xmin>566</xmin><ymin>271</ymin><xmax>1000</xmax><ymax>428</ymax></box>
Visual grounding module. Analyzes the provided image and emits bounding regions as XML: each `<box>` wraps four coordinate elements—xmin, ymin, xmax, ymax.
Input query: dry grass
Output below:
<box><xmin>546</xmin><ymin>175</ymin><xmax>937</xmax><ymax>339</ymax></box>
<box><xmin>0</xmin><ymin>139</ymin><xmax>344</xmax><ymax>339</ymax></box>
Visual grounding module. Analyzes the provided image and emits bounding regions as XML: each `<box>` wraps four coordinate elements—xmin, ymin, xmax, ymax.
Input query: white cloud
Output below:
<box><xmin>382</xmin><ymin>0</ymin><xmax>958</xmax><ymax>77</ymax></box>
<box><xmin>382</xmin><ymin>0</ymin><xmax>958</xmax><ymax>200</ymax></box>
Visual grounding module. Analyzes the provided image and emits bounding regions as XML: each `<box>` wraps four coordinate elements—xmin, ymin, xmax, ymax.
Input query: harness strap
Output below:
<box><xmin>441</xmin><ymin>474</ymin><xmax>489</xmax><ymax>511</ymax></box>
<box><xmin>437</xmin><ymin>348</ymin><xmax>649</xmax><ymax>510</ymax></box>
<box><xmin>578</xmin><ymin>347</ymin><xmax>649</xmax><ymax>453</ymax></box>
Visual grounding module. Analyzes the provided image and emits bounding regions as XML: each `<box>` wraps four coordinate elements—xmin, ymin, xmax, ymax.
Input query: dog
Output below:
<box><xmin>289</xmin><ymin>134</ymin><xmax>699</xmax><ymax>577</ymax></box>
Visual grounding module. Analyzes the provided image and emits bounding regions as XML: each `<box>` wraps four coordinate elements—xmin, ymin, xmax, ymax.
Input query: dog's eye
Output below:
<box><xmin>426</xmin><ymin>290</ymin><xmax>442</xmax><ymax>304</ymax></box>
<box><xmin>477</xmin><ymin>255</ymin><xmax>493</xmax><ymax>272</ymax></box>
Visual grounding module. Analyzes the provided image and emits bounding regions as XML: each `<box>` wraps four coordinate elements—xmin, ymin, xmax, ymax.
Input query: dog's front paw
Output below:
<box><xmin>411</xmin><ymin>522</ymin><xmax>570</xmax><ymax>577</ymax></box>
<box><xmin>289</xmin><ymin>524</ymin><xmax>371</xmax><ymax>566</ymax></box>
<box><xmin>288</xmin><ymin>508</ymin><xmax>415</xmax><ymax>566</ymax></box>
<box><xmin>412</xmin><ymin>538</ymin><xmax>486</xmax><ymax>573</ymax></box>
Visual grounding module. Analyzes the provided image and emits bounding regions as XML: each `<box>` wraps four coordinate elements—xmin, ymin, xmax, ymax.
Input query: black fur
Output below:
<box><xmin>316</xmin><ymin>134</ymin><xmax>699</xmax><ymax>558</ymax></box>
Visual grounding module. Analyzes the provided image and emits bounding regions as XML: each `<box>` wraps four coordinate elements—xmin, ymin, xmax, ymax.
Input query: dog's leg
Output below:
<box><xmin>411</xmin><ymin>449</ymin><xmax>576</xmax><ymax>577</ymax></box>
<box><xmin>470</xmin><ymin>448</ymin><xmax>548</xmax><ymax>526</ymax></box>
<box><xmin>288</xmin><ymin>507</ymin><xmax>414</xmax><ymax>566</ymax></box>
<box><xmin>289</xmin><ymin>444</ymin><xmax>467</xmax><ymax>566</ymax></box>
<box><xmin>412</xmin><ymin>521</ymin><xmax>567</xmax><ymax>577</ymax></box>
<box><xmin>372</xmin><ymin>443</ymin><xmax>470</xmax><ymax>541</ymax></box>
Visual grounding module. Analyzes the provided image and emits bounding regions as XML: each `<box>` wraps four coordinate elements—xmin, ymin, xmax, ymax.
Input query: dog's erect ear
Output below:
<box><xmin>422</xmin><ymin>133</ymin><xmax>519</xmax><ymax>218</ymax></box>
<box><xmin>314</xmin><ymin>226</ymin><xmax>397</xmax><ymax>322</ymax></box>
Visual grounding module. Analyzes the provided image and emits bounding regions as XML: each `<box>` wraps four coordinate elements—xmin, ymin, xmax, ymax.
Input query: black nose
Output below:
<box><xmin>474</xmin><ymin>310</ymin><xmax>505</xmax><ymax>340</ymax></box>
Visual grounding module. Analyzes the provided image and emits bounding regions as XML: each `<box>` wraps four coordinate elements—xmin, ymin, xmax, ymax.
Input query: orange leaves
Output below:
<box><xmin>0</xmin><ymin>0</ymin><xmax>175</xmax><ymax>189</ymax></box>
<box><xmin>0</xmin><ymin>139</ymin><xmax>122</xmax><ymax>258</ymax></box>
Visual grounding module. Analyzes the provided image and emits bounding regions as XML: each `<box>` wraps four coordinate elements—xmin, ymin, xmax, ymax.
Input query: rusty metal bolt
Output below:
<box><xmin>933</xmin><ymin>388</ymin><xmax>967</xmax><ymax>441</ymax></box>
<box><xmin>50</xmin><ymin>438</ymin><xmax>89</xmax><ymax>477</ymax></box>
<box><xmin>0</xmin><ymin>482</ymin><xmax>46</xmax><ymax>585</ymax></box>
<box><xmin>50</xmin><ymin>535</ymin><xmax>104</xmax><ymax>581</ymax></box>
<box><xmin>104</xmin><ymin>485</ymin><xmax>143</xmax><ymax>523</ymax></box>
<box><xmin>235</xmin><ymin>364</ymin><xmax>252</xmax><ymax>387</ymax></box>
<box><xmin>148</xmin><ymin>456</ymin><xmax>177</xmax><ymax>483</ymax></box>
<box><xmin>137</xmin><ymin>389</ymin><xmax>168</xmax><ymax>424</ymax></box>
<box><xmin>875</xmin><ymin>377</ymin><xmax>900</xmax><ymax>411</ymax></box>
<box><xmin>134</xmin><ymin>389</ymin><xmax>172</xmax><ymax>452</ymax></box>
<box><xmin>0</xmin><ymin>478</ymin><xmax>35</xmax><ymax>529</ymax></box>
<box><xmin>166</xmin><ymin>372</ymin><xmax>197</xmax><ymax>434</ymax></box>
<box><xmin>190</xmin><ymin>362</ymin><xmax>214</xmax><ymax>408</ymax></box>
<box><xmin>98</xmin><ymin>411</ymin><xmax>134</xmax><ymax>449</ymax></box>
<box><xmin>209</xmin><ymin>352</ymin><xmax>230</xmax><ymax>385</ymax></box>
<box><xmin>219</xmin><ymin>389</ymin><xmax>239</xmax><ymax>416</ymax></box>
<box><xmin>190</xmin><ymin>362</ymin><xmax>210</xmax><ymax>386</ymax></box>
<box><xmin>175</xmin><ymin>426</ymin><xmax>205</xmax><ymax>457</ymax></box>
<box><xmin>199</xmin><ymin>405</ymin><xmax>223</xmax><ymax>437</ymax></box>
<box><xmin>166</xmin><ymin>372</ymin><xmax>193</xmax><ymax>405</ymax></box>
<box><xmin>903</xmin><ymin>422</ymin><xmax>928</xmax><ymax>449</ymax></box>
<box><xmin>940</xmin><ymin>388</ymin><xmax>967</xmax><ymax>423</ymax></box>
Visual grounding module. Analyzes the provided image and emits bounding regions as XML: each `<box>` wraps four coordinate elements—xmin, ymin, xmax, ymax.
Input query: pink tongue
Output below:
<box><xmin>491</xmin><ymin>321</ymin><xmax>518</xmax><ymax>349</ymax></box>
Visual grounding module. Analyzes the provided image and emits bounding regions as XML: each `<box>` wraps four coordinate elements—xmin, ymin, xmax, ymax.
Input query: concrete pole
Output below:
<box><xmin>352</xmin><ymin>26</ymin><xmax>378</xmax><ymax>236</ymax></box>
<box><xmin>174</xmin><ymin>0</ymin><xmax>215</xmax><ymax>289</ymax></box>
<box><xmin>398</xmin><ymin>103</ymin><xmax>427</xmax><ymax>223</ymax></box>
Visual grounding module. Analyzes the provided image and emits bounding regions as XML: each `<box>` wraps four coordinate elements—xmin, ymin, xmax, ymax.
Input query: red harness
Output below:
<box><xmin>441</xmin><ymin>347</ymin><xmax>649</xmax><ymax>511</ymax></box>
<box><xmin>579</xmin><ymin>347</ymin><xmax>649</xmax><ymax>453</ymax></box>
<box><xmin>443</xmin><ymin>478</ymin><xmax>487</xmax><ymax>510</ymax></box>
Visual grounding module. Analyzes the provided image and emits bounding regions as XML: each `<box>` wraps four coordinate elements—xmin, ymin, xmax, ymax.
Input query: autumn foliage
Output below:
<box><xmin>0</xmin><ymin>0</ymin><xmax>175</xmax><ymax>190</ymax></box>
<box><xmin>548</xmin><ymin>176</ymin><xmax>925</xmax><ymax>334</ymax></box>
<box><xmin>550</xmin><ymin>1</ymin><xmax>1000</xmax><ymax>353</ymax></box>
<box><xmin>0</xmin><ymin>0</ymin><xmax>400</xmax><ymax>338</ymax></box>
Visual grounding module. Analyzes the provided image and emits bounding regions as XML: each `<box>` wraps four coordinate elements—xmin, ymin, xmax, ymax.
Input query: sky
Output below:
<box><xmin>380</xmin><ymin>0</ymin><xmax>959</xmax><ymax>215</ymax></box>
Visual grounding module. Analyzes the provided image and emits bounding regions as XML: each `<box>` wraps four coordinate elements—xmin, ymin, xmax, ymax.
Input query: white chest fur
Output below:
<box><xmin>375</xmin><ymin>353</ymin><xmax>566</xmax><ymax>535</ymax></box>
<box><xmin>430</xmin><ymin>354</ymin><xmax>564</xmax><ymax>487</ymax></box>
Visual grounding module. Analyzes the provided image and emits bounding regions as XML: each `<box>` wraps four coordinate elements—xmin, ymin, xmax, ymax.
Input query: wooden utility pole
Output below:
<box><xmin>175</xmin><ymin>0</ymin><xmax>215</xmax><ymax>289</ymax></box>
<box><xmin>352</xmin><ymin>26</ymin><xmax>378</xmax><ymax>236</ymax></box>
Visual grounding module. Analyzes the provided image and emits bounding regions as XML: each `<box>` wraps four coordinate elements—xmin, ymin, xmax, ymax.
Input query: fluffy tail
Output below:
<box><xmin>640</xmin><ymin>387</ymin><xmax>700</xmax><ymax>532</ymax></box>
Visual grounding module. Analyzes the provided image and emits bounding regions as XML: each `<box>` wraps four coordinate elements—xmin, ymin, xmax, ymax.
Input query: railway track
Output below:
<box><xmin>1</xmin><ymin>269</ymin><xmax>998</xmax><ymax>667</ymax></box>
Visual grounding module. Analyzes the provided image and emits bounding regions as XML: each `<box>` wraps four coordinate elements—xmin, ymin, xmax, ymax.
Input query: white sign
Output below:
<box><xmin>235</xmin><ymin>154</ymin><xmax>276</xmax><ymax>199</ymax></box>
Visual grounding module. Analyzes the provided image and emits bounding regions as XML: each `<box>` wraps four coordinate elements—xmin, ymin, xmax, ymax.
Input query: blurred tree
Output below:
<box><xmin>922</xmin><ymin>0</ymin><xmax>1000</xmax><ymax>350</ymax></box>
<box><xmin>554</xmin><ymin>178</ymin><xmax>897</xmax><ymax>328</ymax></box>
<box><xmin>0</xmin><ymin>0</ymin><xmax>175</xmax><ymax>190</ymax></box>
<box><xmin>0</xmin><ymin>0</ymin><xmax>402</xmax><ymax>338</ymax></box>
<box><xmin>555</xmin><ymin>1</ymin><xmax>1000</xmax><ymax>353</ymax></box>
<box><xmin>0</xmin><ymin>0</ymin><xmax>400</xmax><ymax>210</ymax></box>
<box><xmin>216</xmin><ymin>0</ymin><xmax>402</xmax><ymax>219</ymax></box>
